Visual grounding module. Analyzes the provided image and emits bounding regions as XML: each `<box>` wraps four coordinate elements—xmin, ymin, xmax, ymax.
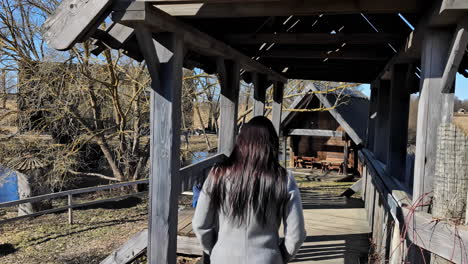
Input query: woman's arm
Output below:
<box><xmin>281</xmin><ymin>171</ymin><xmax>307</xmax><ymax>262</ymax></box>
<box><xmin>192</xmin><ymin>178</ymin><xmax>217</xmax><ymax>255</ymax></box>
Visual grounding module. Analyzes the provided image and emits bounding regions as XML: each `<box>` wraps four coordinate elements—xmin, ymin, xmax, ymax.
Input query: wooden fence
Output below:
<box><xmin>360</xmin><ymin>146</ymin><xmax>468</xmax><ymax>264</ymax></box>
<box><xmin>0</xmin><ymin>153</ymin><xmax>226</xmax><ymax>225</ymax></box>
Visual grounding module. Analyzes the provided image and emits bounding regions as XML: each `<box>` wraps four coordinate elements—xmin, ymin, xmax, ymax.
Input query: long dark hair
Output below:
<box><xmin>207</xmin><ymin>116</ymin><xmax>288</xmax><ymax>226</ymax></box>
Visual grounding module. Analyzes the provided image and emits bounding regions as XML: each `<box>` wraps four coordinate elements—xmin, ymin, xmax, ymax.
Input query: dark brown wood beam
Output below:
<box><xmin>258</xmin><ymin>49</ymin><xmax>390</xmax><ymax>61</ymax></box>
<box><xmin>155</xmin><ymin>0</ymin><xmax>423</xmax><ymax>17</ymax></box>
<box><xmin>140</xmin><ymin>0</ymin><xmax>278</xmax><ymax>3</ymax></box>
<box><xmin>114</xmin><ymin>2</ymin><xmax>287</xmax><ymax>83</ymax></box>
<box><xmin>224</xmin><ymin>33</ymin><xmax>402</xmax><ymax>45</ymax></box>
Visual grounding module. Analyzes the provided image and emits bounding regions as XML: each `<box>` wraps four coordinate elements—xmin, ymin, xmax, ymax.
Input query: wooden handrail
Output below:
<box><xmin>359</xmin><ymin>148</ymin><xmax>468</xmax><ymax>263</ymax></box>
<box><xmin>0</xmin><ymin>153</ymin><xmax>226</xmax><ymax>225</ymax></box>
<box><xmin>0</xmin><ymin>179</ymin><xmax>149</xmax><ymax>208</ymax></box>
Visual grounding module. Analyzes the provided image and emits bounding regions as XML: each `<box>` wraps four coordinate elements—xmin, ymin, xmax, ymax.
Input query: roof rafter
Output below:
<box><xmin>223</xmin><ymin>33</ymin><xmax>403</xmax><ymax>45</ymax></box>
<box><xmin>154</xmin><ymin>0</ymin><xmax>424</xmax><ymax>17</ymax></box>
<box><xmin>113</xmin><ymin>2</ymin><xmax>287</xmax><ymax>82</ymax></box>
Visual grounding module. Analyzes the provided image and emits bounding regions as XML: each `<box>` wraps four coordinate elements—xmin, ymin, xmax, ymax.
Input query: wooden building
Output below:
<box><xmin>41</xmin><ymin>0</ymin><xmax>468</xmax><ymax>263</ymax></box>
<box><xmin>281</xmin><ymin>85</ymin><xmax>369</xmax><ymax>174</ymax></box>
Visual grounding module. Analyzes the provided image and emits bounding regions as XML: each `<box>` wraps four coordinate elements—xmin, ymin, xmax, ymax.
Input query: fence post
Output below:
<box><xmin>68</xmin><ymin>194</ymin><xmax>73</xmax><ymax>225</ymax></box>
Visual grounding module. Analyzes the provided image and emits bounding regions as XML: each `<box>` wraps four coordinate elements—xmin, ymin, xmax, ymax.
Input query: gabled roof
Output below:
<box><xmin>281</xmin><ymin>82</ymin><xmax>369</xmax><ymax>145</ymax></box>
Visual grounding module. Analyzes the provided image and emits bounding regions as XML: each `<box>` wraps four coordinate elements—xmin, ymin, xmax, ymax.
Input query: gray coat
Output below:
<box><xmin>192</xmin><ymin>170</ymin><xmax>306</xmax><ymax>264</ymax></box>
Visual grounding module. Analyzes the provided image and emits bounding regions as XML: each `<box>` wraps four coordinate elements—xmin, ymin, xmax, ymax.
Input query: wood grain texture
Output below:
<box><xmin>155</xmin><ymin>0</ymin><xmax>422</xmax><ymax>17</ymax></box>
<box><xmin>136</xmin><ymin>28</ymin><xmax>183</xmax><ymax>264</ymax></box>
<box><xmin>179</xmin><ymin>153</ymin><xmax>226</xmax><ymax>192</ymax></box>
<box><xmin>100</xmin><ymin>229</ymin><xmax>148</xmax><ymax>264</ymax></box>
<box><xmin>43</xmin><ymin>0</ymin><xmax>112</xmax><ymax>50</ymax></box>
<box><xmin>441</xmin><ymin>17</ymin><xmax>468</xmax><ymax>93</ymax></box>
<box><xmin>287</xmin><ymin>129</ymin><xmax>343</xmax><ymax>138</ymax></box>
<box><xmin>115</xmin><ymin>2</ymin><xmax>286</xmax><ymax>82</ymax></box>
<box><xmin>217</xmin><ymin>59</ymin><xmax>240</xmax><ymax>156</ymax></box>
<box><xmin>413</xmin><ymin>30</ymin><xmax>452</xmax><ymax>210</ymax></box>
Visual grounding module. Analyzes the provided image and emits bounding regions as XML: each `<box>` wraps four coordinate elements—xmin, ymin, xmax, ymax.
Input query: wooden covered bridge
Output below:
<box><xmin>42</xmin><ymin>0</ymin><xmax>468</xmax><ymax>263</ymax></box>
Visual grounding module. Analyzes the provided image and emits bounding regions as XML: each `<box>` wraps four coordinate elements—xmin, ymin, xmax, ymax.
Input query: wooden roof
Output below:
<box><xmin>282</xmin><ymin>82</ymin><xmax>369</xmax><ymax>145</ymax></box>
<box><xmin>43</xmin><ymin>0</ymin><xmax>468</xmax><ymax>84</ymax></box>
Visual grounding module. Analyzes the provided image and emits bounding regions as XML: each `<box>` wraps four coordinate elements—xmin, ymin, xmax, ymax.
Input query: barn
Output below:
<box><xmin>281</xmin><ymin>83</ymin><xmax>369</xmax><ymax>175</ymax></box>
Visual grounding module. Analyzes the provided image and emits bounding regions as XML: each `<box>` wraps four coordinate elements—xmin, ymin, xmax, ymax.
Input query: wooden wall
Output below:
<box><xmin>287</xmin><ymin>100</ymin><xmax>357</xmax><ymax>167</ymax></box>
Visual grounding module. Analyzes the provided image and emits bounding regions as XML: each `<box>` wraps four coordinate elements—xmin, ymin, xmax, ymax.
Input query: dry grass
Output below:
<box><xmin>181</xmin><ymin>134</ymin><xmax>217</xmax><ymax>153</ymax></box>
<box><xmin>454</xmin><ymin>114</ymin><xmax>468</xmax><ymax>134</ymax></box>
<box><xmin>0</xmin><ymin>195</ymin><xmax>199</xmax><ymax>264</ymax></box>
<box><xmin>0</xmin><ymin>197</ymin><xmax>148</xmax><ymax>264</ymax></box>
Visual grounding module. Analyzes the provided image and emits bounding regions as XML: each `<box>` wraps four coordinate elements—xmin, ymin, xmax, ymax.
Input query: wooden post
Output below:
<box><xmin>413</xmin><ymin>29</ymin><xmax>453</xmax><ymax>210</ymax></box>
<box><xmin>343</xmin><ymin>134</ymin><xmax>349</xmax><ymax>175</ymax></box>
<box><xmin>387</xmin><ymin>64</ymin><xmax>410</xmax><ymax>181</ymax></box>
<box><xmin>352</xmin><ymin>141</ymin><xmax>359</xmax><ymax>173</ymax></box>
<box><xmin>68</xmin><ymin>194</ymin><xmax>73</xmax><ymax>225</ymax></box>
<box><xmin>366</xmin><ymin>84</ymin><xmax>378</xmax><ymax>151</ymax></box>
<box><xmin>217</xmin><ymin>58</ymin><xmax>240</xmax><ymax>156</ymax></box>
<box><xmin>373</xmin><ymin>80</ymin><xmax>391</xmax><ymax>163</ymax></box>
<box><xmin>252</xmin><ymin>73</ymin><xmax>268</xmax><ymax>117</ymax></box>
<box><xmin>289</xmin><ymin>137</ymin><xmax>295</xmax><ymax>168</ymax></box>
<box><xmin>283</xmin><ymin>136</ymin><xmax>288</xmax><ymax>167</ymax></box>
<box><xmin>272</xmin><ymin>81</ymin><xmax>284</xmax><ymax>135</ymax></box>
<box><xmin>136</xmin><ymin>27</ymin><xmax>183</xmax><ymax>264</ymax></box>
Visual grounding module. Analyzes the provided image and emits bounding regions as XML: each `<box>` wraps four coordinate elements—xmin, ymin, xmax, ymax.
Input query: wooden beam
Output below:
<box><xmin>441</xmin><ymin>17</ymin><xmax>468</xmax><ymax>93</ymax></box>
<box><xmin>366</xmin><ymin>84</ymin><xmax>378</xmax><ymax>151</ymax></box>
<box><xmin>387</xmin><ymin>64</ymin><xmax>410</xmax><ymax>182</ymax></box>
<box><xmin>343</xmin><ymin>134</ymin><xmax>349</xmax><ymax>175</ymax></box>
<box><xmin>179</xmin><ymin>153</ymin><xmax>226</xmax><ymax>193</ymax></box>
<box><xmin>114</xmin><ymin>2</ymin><xmax>286</xmax><ymax>83</ymax></box>
<box><xmin>100</xmin><ymin>229</ymin><xmax>203</xmax><ymax>264</ymax></box>
<box><xmin>223</xmin><ymin>33</ymin><xmax>402</xmax><ymax>45</ymax></box>
<box><xmin>287</xmin><ymin>129</ymin><xmax>343</xmax><ymax>138</ymax></box>
<box><xmin>100</xmin><ymin>229</ymin><xmax>148</xmax><ymax>264</ymax></box>
<box><xmin>441</xmin><ymin>0</ymin><xmax>468</xmax><ymax>11</ymax></box>
<box><xmin>135</xmin><ymin>28</ymin><xmax>183</xmax><ymax>264</ymax></box>
<box><xmin>217</xmin><ymin>58</ymin><xmax>240</xmax><ymax>156</ymax></box>
<box><xmin>413</xmin><ymin>29</ymin><xmax>453</xmax><ymax>210</ymax></box>
<box><xmin>307</xmin><ymin>84</ymin><xmax>363</xmax><ymax>145</ymax></box>
<box><xmin>258</xmin><ymin>49</ymin><xmax>390</xmax><ymax>61</ymax></box>
<box><xmin>252</xmin><ymin>73</ymin><xmax>268</xmax><ymax>117</ymax></box>
<box><xmin>373</xmin><ymin>80</ymin><xmax>390</xmax><ymax>164</ymax></box>
<box><xmin>139</xmin><ymin>0</ymin><xmax>278</xmax><ymax>3</ymax></box>
<box><xmin>155</xmin><ymin>0</ymin><xmax>423</xmax><ymax>17</ymax></box>
<box><xmin>376</xmin><ymin>0</ymin><xmax>467</xmax><ymax>81</ymax></box>
<box><xmin>43</xmin><ymin>0</ymin><xmax>112</xmax><ymax>50</ymax></box>
<box><xmin>272</xmin><ymin>81</ymin><xmax>284</xmax><ymax>136</ymax></box>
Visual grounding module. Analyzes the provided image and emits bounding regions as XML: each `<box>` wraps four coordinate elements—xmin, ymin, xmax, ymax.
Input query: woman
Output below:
<box><xmin>193</xmin><ymin>116</ymin><xmax>306</xmax><ymax>264</ymax></box>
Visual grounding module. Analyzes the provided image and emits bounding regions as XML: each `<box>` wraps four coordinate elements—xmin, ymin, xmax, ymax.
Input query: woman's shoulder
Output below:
<box><xmin>285</xmin><ymin>169</ymin><xmax>299</xmax><ymax>191</ymax></box>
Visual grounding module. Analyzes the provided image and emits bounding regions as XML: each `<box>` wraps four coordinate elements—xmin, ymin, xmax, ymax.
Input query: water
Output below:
<box><xmin>190</xmin><ymin>151</ymin><xmax>214</xmax><ymax>164</ymax></box>
<box><xmin>0</xmin><ymin>167</ymin><xmax>19</xmax><ymax>203</ymax></box>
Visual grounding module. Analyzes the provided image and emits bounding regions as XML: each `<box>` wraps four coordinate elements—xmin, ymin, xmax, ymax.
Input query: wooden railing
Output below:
<box><xmin>359</xmin><ymin>148</ymin><xmax>468</xmax><ymax>263</ymax></box>
<box><xmin>0</xmin><ymin>153</ymin><xmax>226</xmax><ymax>225</ymax></box>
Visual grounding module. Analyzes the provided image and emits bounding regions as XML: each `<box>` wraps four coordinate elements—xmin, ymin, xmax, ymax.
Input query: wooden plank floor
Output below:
<box><xmin>291</xmin><ymin>189</ymin><xmax>370</xmax><ymax>264</ymax></box>
<box><xmin>178</xmin><ymin>189</ymin><xmax>371</xmax><ymax>263</ymax></box>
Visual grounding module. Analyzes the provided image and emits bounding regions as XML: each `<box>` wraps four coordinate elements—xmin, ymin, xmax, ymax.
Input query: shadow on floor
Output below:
<box><xmin>300</xmin><ymin>189</ymin><xmax>364</xmax><ymax>210</ymax></box>
<box><xmin>291</xmin><ymin>234</ymin><xmax>370</xmax><ymax>263</ymax></box>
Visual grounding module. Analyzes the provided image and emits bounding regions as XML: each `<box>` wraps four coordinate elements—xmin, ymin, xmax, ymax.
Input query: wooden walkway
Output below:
<box><xmin>291</xmin><ymin>189</ymin><xmax>370</xmax><ymax>264</ymax></box>
<box><xmin>176</xmin><ymin>187</ymin><xmax>370</xmax><ymax>263</ymax></box>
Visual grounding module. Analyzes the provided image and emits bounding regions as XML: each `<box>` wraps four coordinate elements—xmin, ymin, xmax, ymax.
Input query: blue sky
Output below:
<box><xmin>359</xmin><ymin>73</ymin><xmax>468</xmax><ymax>100</ymax></box>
